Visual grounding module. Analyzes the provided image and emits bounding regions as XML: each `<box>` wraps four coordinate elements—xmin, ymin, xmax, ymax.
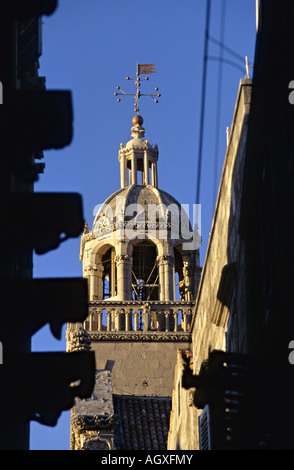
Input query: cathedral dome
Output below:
<box><xmin>91</xmin><ymin>113</ymin><xmax>198</xmax><ymax>251</ymax></box>
<box><xmin>94</xmin><ymin>184</ymin><xmax>183</xmax><ymax>221</ymax></box>
<box><xmin>93</xmin><ymin>184</ymin><xmax>191</xmax><ymax>243</ymax></box>
<box><xmin>80</xmin><ymin>100</ymin><xmax>200</xmax><ymax>306</ymax></box>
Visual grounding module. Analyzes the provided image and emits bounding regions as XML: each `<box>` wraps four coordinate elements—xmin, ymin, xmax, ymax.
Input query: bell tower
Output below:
<box><xmin>67</xmin><ymin>65</ymin><xmax>202</xmax><ymax>451</ymax></box>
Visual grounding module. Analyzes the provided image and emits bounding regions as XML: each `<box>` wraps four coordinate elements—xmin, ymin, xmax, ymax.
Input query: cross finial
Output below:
<box><xmin>114</xmin><ymin>63</ymin><xmax>161</xmax><ymax>114</ymax></box>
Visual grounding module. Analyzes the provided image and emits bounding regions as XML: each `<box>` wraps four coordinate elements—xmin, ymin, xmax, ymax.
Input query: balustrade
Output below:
<box><xmin>69</xmin><ymin>301</ymin><xmax>194</xmax><ymax>334</ymax></box>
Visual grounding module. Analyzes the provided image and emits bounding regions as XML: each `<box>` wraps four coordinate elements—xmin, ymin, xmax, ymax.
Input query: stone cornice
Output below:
<box><xmin>89</xmin><ymin>330</ymin><xmax>192</xmax><ymax>343</ymax></box>
<box><xmin>119</xmin><ymin>142</ymin><xmax>158</xmax><ymax>159</ymax></box>
<box><xmin>89</xmin><ymin>300</ymin><xmax>195</xmax><ymax>308</ymax></box>
<box><xmin>93</xmin><ymin>220</ymin><xmax>173</xmax><ymax>240</ymax></box>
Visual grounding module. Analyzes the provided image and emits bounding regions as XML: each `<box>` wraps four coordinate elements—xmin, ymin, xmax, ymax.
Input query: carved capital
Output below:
<box><xmin>115</xmin><ymin>254</ymin><xmax>130</xmax><ymax>265</ymax></box>
<box><xmin>156</xmin><ymin>254</ymin><xmax>174</xmax><ymax>265</ymax></box>
<box><xmin>67</xmin><ymin>327</ymin><xmax>91</xmax><ymax>352</ymax></box>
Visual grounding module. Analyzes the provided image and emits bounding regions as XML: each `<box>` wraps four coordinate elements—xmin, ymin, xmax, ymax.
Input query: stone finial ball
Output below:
<box><xmin>132</xmin><ymin>115</ymin><xmax>144</xmax><ymax>126</ymax></box>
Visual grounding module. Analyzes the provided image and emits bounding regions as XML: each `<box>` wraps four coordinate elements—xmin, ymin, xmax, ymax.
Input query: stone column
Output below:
<box><xmin>133</xmin><ymin>309</ymin><xmax>139</xmax><ymax>331</ymax></box>
<box><xmin>183</xmin><ymin>311</ymin><xmax>188</xmax><ymax>332</ymax></box>
<box><xmin>167</xmin><ymin>255</ymin><xmax>175</xmax><ymax>300</ymax></box>
<box><xmin>96</xmin><ymin>264</ymin><xmax>104</xmax><ymax>300</ymax></box>
<box><xmin>143</xmin><ymin>303</ymin><xmax>150</xmax><ymax>331</ymax></box>
<box><xmin>86</xmin><ymin>264</ymin><xmax>104</xmax><ymax>301</ymax></box>
<box><xmin>131</xmin><ymin>153</ymin><xmax>137</xmax><ymax>185</ymax></box>
<box><xmin>120</xmin><ymin>156</ymin><xmax>127</xmax><ymax>188</ymax></box>
<box><xmin>115</xmin><ymin>254</ymin><xmax>132</xmax><ymax>300</ymax></box>
<box><xmin>150</xmin><ymin>309</ymin><xmax>158</xmax><ymax>330</ymax></box>
<box><xmin>107</xmin><ymin>310</ymin><xmax>111</xmax><ymax>331</ymax></box>
<box><xmin>125</xmin><ymin>310</ymin><xmax>131</xmax><ymax>331</ymax></box>
<box><xmin>151</xmin><ymin>162</ymin><xmax>158</xmax><ymax>188</ymax></box>
<box><xmin>157</xmin><ymin>256</ymin><xmax>166</xmax><ymax>301</ymax></box>
<box><xmin>144</xmin><ymin>150</ymin><xmax>149</xmax><ymax>185</ymax></box>
<box><xmin>164</xmin><ymin>310</ymin><xmax>170</xmax><ymax>332</ymax></box>
<box><xmin>88</xmin><ymin>269</ymin><xmax>97</xmax><ymax>301</ymax></box>
<box><xmin>173</xmin><ymin>310</ymin><xmax>179</xmax><ymax>332</ymax></box>
<box><xmin>97</xmin><ymin>310</ymin><xmax>103</xmax><ymax>331</ymax></box>
<box><xmin>157</xmin><ymin>254</ymin><xmax>175</xmax><ymax>301</ymax></box>
<box><xmin>114</xmin><ymin>309</ymin><xmax>120</xmax><ymax>331</ymax></box>
<box><xmin>151</xmin><ymin>163</ymin><xmax>155</xmax><ymax>187</ymax></box>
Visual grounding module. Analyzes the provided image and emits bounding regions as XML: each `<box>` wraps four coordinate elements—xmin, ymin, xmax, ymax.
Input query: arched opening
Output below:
<box><xmin>102</xmin><ymin>247</ymin><xmax>117</xmax><ymax>299</ymax></box>
<box><xmin>174</xmin><ymin>246</ymin><xmax>185</xmax><ymax>300</ymax></box>
<box><xmin>131</xmin><ymin>241</ymin><xmax>159</xmax><ymax>300</ymax></box>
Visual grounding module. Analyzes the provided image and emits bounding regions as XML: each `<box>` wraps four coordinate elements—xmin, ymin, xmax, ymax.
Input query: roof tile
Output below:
<box><xmin>113</xmin><ymin>395</ymin><xmax>172</xmax><ymax>450</ymax></box>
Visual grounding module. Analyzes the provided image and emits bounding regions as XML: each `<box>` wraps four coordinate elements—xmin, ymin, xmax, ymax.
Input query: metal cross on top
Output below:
<box><xmin>114</xmin><ymin>63</ymin><xmax>161</xmax><ymax>114</ymax></box>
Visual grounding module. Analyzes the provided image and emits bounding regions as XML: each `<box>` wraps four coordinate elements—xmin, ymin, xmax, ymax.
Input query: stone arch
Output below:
<box><xmin>89</xmin><ymin>242</ymin><xmax>118</xmax><ymax>300</ymax></box>
<box><xmin>101</xmin><ymin>246</ymin><xmax>117</xmax><ymax>299</ymax></box>
<box><xmin>127</xmin><ymin>239</ymin><xmax>160</xmax><ymax>301</ymax></box>
<box><xmin>126</xmin><ymin>236</ymin><xmax>164</xmax><ymax>259</ymax></box>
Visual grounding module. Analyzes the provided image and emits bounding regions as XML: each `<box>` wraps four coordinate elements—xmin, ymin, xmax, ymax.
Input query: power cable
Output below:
<box><xmin>196</xmin><ymin>0</ymin><xmax>211</xmax><ymax>205</ymax></box>
<box><xmin>207</xmin><ymin>56</ymin><xmax>245</xmax><ymax>75</ymax></box>
<box><xmin>195</xmin><ymin>0</ymin><xmax>251</xmax><ymax>210</ymax></box>
<box><xmin>212</xmin><ymin>0</ymin><xmax>227</xmax><ymax>214</ymax></box>
<box><xmin>208</xmin><ymin>34</ymin><xmax>245</xmax><ymax>63</ymax></box>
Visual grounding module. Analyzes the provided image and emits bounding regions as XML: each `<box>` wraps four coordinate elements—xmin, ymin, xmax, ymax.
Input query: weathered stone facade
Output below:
<box><xmin>70</xmin><ymin>370</ymin><xmax>119</xmax><ymax>450</ymax></box>
<box><xmin>168</xmin><ymin>79</ymin><xmax>252</xmax><ymax>450</ymax></box>
<box><xmin>91</xmin><ymin>337</ymin><xmax>190</xmax><ymax>398</ymax></box>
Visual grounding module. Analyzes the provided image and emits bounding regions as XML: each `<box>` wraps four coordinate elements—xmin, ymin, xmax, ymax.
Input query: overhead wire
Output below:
<box><xmin>195</xmin><ymin>0</ymin><xmax>211</xmax><ymax>205</ymax></box>
<box><xmin>208</xmin><ymin>34</ymin><xmax>245</xmax><ymax>63</ymax></box>
<box><xmin>207</xmin><ymin>56</ymin><xmax>245</xmax><ymax>75</ymax></box>
<box><xmin>195</xmin><ymin>0</ymin><xmax>250</xmax><ymax>213</ymax></box>
<box><xmin>212</xmin><ymin>0</ymin><xmax>227</xmax><ymax>214</ymax></box>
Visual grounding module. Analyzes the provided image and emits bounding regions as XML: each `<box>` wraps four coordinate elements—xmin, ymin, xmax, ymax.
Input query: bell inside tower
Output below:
<box><xmin>131</xmin><ymin>241</ymin><xmax>159</xmax><ymax>301</ymax></box>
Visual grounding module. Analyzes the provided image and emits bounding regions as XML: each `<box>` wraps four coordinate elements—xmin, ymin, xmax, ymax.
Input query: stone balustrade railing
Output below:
<box><xmin>69</xmin><ymin>300</ymin><xmax>195</xmax><ymax>334</ymax></box>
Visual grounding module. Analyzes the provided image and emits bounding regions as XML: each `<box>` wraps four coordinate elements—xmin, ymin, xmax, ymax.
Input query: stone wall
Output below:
<box><xmin>91</xmin><ymin>339</ymin><xmax>191</xmax><ymax>397</ymax></box>
<box><xmin>70</xmin><ymin>370</ymin><xmax>118</xmax><ymax>450</ymax></box>
<box><xmin>168</xmin><ymin>79</ymin><xmax>252</xmax><ymax>450</ymax></box>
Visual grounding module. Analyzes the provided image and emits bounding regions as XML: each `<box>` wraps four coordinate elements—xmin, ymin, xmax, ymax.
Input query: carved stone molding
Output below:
<box><xmin>84</xmin><ymin>264</ymin><xmax>104</xmax><ymax>274</ymax></box>
<box><xmin>89</xmin><ymin>331</ymin><xmax>191</xmax><ymax>343</ymax></box>
<box><xmin>80</xmin><ymin>230</ymin><xmax>94</xmax><ymax>260</ymax></box>
<box><xmin>72</xmin><ymin>413</ymin><xmax>119</xmax><ymax>433</ymax></box>
<box><xmin>82</xmin><ymin>433</ymin><xmax>115</xmax><ymax>450</ymax></box>
<box><xmin>73</xmin><ymin>430</ymin><xmax>116</xmax><ymax>450</ymax></box>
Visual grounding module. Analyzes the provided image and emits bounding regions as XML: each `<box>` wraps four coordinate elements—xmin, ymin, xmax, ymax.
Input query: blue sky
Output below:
<box><xmin>30</xmin><ymin>0</ymin><xmax>256</xmax><ymax>450</ymax></box>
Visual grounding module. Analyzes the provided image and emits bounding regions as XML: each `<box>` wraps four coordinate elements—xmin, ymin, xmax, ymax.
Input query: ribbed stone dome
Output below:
<box><xmin>93</xmin><ymin>184</ymin><xmax>192</xmax><ymax>242</ymax></box>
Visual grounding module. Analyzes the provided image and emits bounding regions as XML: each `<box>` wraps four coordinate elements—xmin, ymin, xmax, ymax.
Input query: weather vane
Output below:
<box><xmin>114</xmin><ymin>63</ymin><xmax>161</xmax><ymax>114</ymax></box>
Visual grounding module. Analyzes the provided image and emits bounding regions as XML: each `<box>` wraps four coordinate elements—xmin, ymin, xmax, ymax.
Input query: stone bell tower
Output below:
<box><xmin>67</xmin><ymin>66</ymin><xmax>201</xmax><ymax>450</ymax></box>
